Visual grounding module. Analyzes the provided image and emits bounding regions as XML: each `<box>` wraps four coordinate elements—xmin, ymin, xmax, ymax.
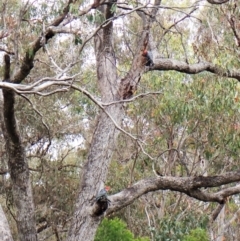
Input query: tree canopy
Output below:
<box><xmin>1</xmin><ymin>0</ymin><xmax>240</xmax><ymax>240</ymax></box>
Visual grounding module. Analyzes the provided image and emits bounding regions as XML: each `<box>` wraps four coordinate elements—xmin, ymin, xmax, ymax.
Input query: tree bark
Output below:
<box><xmin>0</xmin><ymin>205</ymin><xmax>14</xmax><ymax>241</ymax></box>
<box><xmin>2</xmin><ymin>1</ymin><xmax>240</xmax><ymax>241</ymax></box>
<box><xmin>0</xmin><ymin>2</ymin><xmax>75</xmax><ymax>239</ymax></box>
<box><xmin>67</xmin><ymin>2</ymin><xmax>123</xmax><ymax>240</ymax></box>
<box><xmin>106</xmin><ymin>172</ymin><xmax>240</xmax><ymax>214</ymax></box>
<box><xmin>152</xmin><ymin>58</ymin><xmax>240</xmax><ymax>81</ymax></box>
<box><xmin>67</xmin><ymin>1</ymin><xmax>161</xmax><ymax>240</ymax></box>
<box><xmin>1</xmin><ymin>55</ymin><xmax>37</xmax><ymax>241</ymax></box>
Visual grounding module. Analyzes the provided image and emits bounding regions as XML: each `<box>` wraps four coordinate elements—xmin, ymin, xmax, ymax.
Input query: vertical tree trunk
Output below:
<box><xmin>67</xmin><ymin>106</ymin><xmax>122</xmax><ymax>240</ymax></box>
<box><xmin>1</xmin><ymin>55</ymin><xmax>37</xmax><ymax>241</ymax></box>
<box><xmin>67</xmin><ymin>1</ymin><xmax>159</xmax><ymax>239</ymax></box>
<box><xmin>216</xmin><ymin>205</ymin><xmax>225</xmax><ymax>241</ymax></box>
<box><xmin>67</xmin><ymin>2</ymin><xmax>123</xmax><ymax>240</ymax></box>
<box><xmin>0</xmin><ymin>205</ymin><xmax>14</xmax><ymax>241</ymax></box>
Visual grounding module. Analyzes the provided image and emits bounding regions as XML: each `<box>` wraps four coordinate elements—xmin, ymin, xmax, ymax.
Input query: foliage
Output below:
<box><xmin>94</xmin><ymin>218</ymin><xmax>150</xmax><ymax>241</ymax></box>
<box><xmin>1</xmin><ymin>0</ymin><xmax>240</xmax><ymax>240</ymax></box>
<box><xmin>150</xmin><ymin>214</ymin><xmax>208</xmax><ymax>241</ymax></box>
<box><xmin>182</xmin><ymin>228</ymin><xmax>209</xmax><ymax>241</ymax></box>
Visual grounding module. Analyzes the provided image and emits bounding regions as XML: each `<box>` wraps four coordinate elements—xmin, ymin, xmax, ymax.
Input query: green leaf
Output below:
<box><xmin>95</xmin><ymin>218</ymin><xmax>150</xmax><ymax>241</ymax></box>
<box><xmin>111</xmin><ymin>3</ymin><xmax>117</xmax><ymax>13</ymax></box>
<box><xmin>86</xmin><ymin>14</ymin><xmax>94</xmax><ymax>23</ymax></box>
<box><xmin>74</xmin><ymin>36</ymin><xmax>82</xmax><ymax>45</ymax></box>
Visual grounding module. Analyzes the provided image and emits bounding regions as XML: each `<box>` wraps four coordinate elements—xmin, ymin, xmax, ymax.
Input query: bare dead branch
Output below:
<box><xmin>44</xmin><ymin>45</ymin><xmax>64</xmax><ymax>73</ymax></box>
<box><xmin>20</xmin><ymin>94</ymin><xmax>51</xmax><ymax>155</ymax></box>
<box><xmin>29</xmin><ymin>164</ymin><xmax>81</xmax><ymax>173</ymax></box>
<box><xmin>101</xmin><ymin>91</ymin><xmax>163</xmax><ymax>106</ymax></box>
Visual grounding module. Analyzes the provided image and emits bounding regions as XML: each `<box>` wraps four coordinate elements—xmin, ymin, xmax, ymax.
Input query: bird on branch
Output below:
<box><xmin>142</xmin><ymin>48</ymin><xmax>154</xmax><ymax>67</ymax></box>
<box><xmin>94</xmin><ymin>186</ymin><xmax>111</xmax><ymax>216</ymax></box>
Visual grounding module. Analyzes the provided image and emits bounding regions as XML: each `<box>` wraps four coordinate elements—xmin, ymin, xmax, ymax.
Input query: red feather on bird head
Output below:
<box><xmin>142</xmin><ymin>48</ymin><xmax>148</xmax><ymax>56</ymax></box>
<box><xmin>105</xmin><ymin>186</ymin><xmax>111</xmax><ymax>192</ymax></box>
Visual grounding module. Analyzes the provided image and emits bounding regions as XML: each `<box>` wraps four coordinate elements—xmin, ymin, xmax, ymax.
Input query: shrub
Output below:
<box><xmin>182</xmin><ymin>228</ymin><xmax>209</xmax><ymax>241</ymax></box>
<box><xmin>95</xmin><ymin>218</ymin><xmax>150</xmax><ymax>241</ymax></box>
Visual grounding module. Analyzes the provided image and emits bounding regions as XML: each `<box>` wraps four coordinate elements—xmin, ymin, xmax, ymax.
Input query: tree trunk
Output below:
<box><xmin>67</xmin><ymin>2</ymin><xmax>158</xmax><ymax>240</ymax></box>
<box><xmin>0</xmin><ymin>205</ymin><xmax>14</xmax><ymax>241</ymax></box>
<box><xmin>67</xmin><ymin>2</ymin><xmax>123</xmax><ymax>239</ymax></box>
<box><xmin>1</xmin><ymin>55</ymin><xmax>37</xmax><ymax>241</ymax></box>
<box><xmin>67</xmin><ymin>106</ymin><xmax>122</xmax><ymax>240</ymax></box>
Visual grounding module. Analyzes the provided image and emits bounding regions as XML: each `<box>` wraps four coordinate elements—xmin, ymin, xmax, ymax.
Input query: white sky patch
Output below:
<box><xmin>26</xmin><ymin>134</ymin><xmax>85</xmax><ymax>161</ymax></box>
<box><xmin>122</xmin><ymin>116</ymin><xmax>134</xmax><ymax>129</ymax></box>
<box><xmin>47</xmin><ymin>134</ymin><xmax>85</xmax><ymax>160</ymax></box>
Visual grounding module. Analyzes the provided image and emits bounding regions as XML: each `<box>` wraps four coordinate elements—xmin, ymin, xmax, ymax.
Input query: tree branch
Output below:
<box><xmin>227</xmin><ymin>15</ymin><xmax>240</xmax><ymax>47</ymax></box>
<box><xmin>152</xmin><ymin>58</ymin><xmax>240</xmax><ymax>81</ymax></box>
<box><xmin>12</xmin><ymin>0</ymin><xmax>74</xmax><ymax>84</ymax></box>
<box><xmin>0</xmin><ymin>169</ymin><xmax>8</xmax><ymax>175</ymax></box>
<box><xmin>107</xmin><ymin>171</ymin><xmax>240</xmax><ymax>214</ymax></box>
<box><xmin>3</xmin><ymin>55</ymin><xmax>10</xmax><ymax>80</ymax></box>
<box><xmin>207</xmin><ymin>0</ymin><xmax>229</xmax><ymax>4</ymax></box>
<box><xmin>120</xmin><ymin>1</ymin><xmax>161</xmax><ymax>99</ymax></box>
<box><xmin>210</xmin><ymin>203</ymin><xmax>225</xmax><ymax>222</ymax></box>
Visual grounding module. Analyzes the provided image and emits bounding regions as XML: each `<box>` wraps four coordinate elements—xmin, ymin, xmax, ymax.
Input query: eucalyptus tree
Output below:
<box><xmin>1</xmin><ymin>0</ymin><xmax>240</xmax><ymax>241</ymax></box>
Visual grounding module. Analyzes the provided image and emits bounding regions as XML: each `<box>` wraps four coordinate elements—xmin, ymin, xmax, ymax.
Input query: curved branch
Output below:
<box><xmin>107</xmin><ymin>170</ymin><xmax>240</xmax><ymax>214</ymax></box>
<box><xmin>207</xmin><ymin>0</ymin><xmax>229</xmax><ymax>4</ymax></box>
<box><xmin>152</xmin><ymin>58</ymin><xmax>240</xmax><ymax>81</ymax></box>
<box><xmin>0</xmin><ymin>80</ymin><xmax>72</xmax><ymax>94</ymax></box>
<box><xmin>101</xmin><ymin>91</ymin><xmax>163</xmax><ymax>106</ymax></box>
